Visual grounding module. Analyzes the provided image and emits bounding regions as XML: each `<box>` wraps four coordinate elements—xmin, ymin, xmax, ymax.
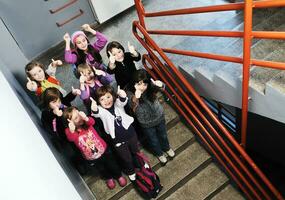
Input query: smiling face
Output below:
<box><xmin>110</xmin><ymin>47</ymin><xmax>124</xmax><ymax>62</ymax></box>
<box><xmin>75</xmin><ymin>35</ymin><xmax>88</xmax><ymax>51</ymax></box>
<box><xmin>99</xmin><ymin>92</ymin><xmax>114</xmax><ymax>109</ymax></box>
<box><xmin>29</xmin><ymin>66</ymin><xmax>46</xmax><ymax>82</ymax></box>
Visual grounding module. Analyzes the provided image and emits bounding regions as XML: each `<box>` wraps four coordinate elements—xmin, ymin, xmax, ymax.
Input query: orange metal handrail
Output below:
<box><xmin>143</xmin><ymin>55</ymin><xmax>255</xmax><ymax>199</ymax></box>
<box><xmin>143</xmin><ymin>0</ymin><xmax>285</xmax><ymax>17</ymax></box>
<box><xmin>141</xmin><ymin>46</ymin><xmax>265</xmax><ymax>199</ymax></box>
<box><xmin>133</xmin><ymin>0</ymin><xmax>285</xmax><ymax>199</ymax></box>
<box><xmin>147</xmin><ymin>29</ymin><xmax>285</xmax><ymax>40</ymax></box>
<box><xmin>133</xmin><ymin>20</ymin><xmax>283</xmax><ymax>200</ymax></box>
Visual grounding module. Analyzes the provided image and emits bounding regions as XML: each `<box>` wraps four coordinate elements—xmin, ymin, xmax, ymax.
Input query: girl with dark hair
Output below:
<box><xmin>25</xmin><ymin>60</ymin><xmax>66</xmax><ymax>96</ymax></box>
<box><xmin>40</xmin><ymin>87</ymin><xmax>86</xmax><ymax>174</ymax></box>
<box><xmin>127</xmin><ymin>69</ymin><xmax>175</xmax><ymax>165</ymax></box>
<box><xmin>91</xmin><ymin>85</ymin><xmax>140</xmax><ymax>181</ymax></box>
<box><xmin>63</xmin><ymin>24</ymin><xmax>113</xmax><ymax>84</ymax></box>
<box><xmin>63</xmin><ymin>106</ymin><xmax>127</xmax><ymax>189</ymax></box>
<box><xmin>106</xmin><ymin>41</ymin><xmax>141</xmax><ymax>89</ymax></box>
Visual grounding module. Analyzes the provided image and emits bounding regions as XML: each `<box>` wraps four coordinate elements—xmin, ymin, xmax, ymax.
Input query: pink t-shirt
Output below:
<box><xmin>65</xmin><ymin>117</ymin><xmax>107</xmax><ymax>160</ymax></box>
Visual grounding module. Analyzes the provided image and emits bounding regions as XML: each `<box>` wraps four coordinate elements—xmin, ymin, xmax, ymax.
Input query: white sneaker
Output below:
<box><xmin>158</xmin><ymin>155</ymin><xmax>167</xmax><ymax>164</ymax></box>
<box><xmin>166</xmin><ymin>149</ymin><xmax>175</xmax><ymax>158</ymax></box>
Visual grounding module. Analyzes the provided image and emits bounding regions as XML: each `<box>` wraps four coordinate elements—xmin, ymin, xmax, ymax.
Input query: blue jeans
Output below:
<box><xmin>143</xmin><ymin>119</ymin><xmax>170</xmax><ymax>156</ymax></box>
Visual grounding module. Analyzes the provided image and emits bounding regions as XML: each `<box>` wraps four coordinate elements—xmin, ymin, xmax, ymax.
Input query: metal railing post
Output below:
<box><xmin>134</xmin><ymin>0</ymin><xmax>146</xmax><ymax>28</ymax></box>
<box><xmin>241</xmin><ymin>0</ymin><xmax>253</xmax><ymax>148</ymax></box>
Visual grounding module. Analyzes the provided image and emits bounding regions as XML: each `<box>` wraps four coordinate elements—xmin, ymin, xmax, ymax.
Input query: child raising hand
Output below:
<box><xmin>64</xmin><ymin>107</ymin><xmax>127</xmax><ymax>189</ymax></box>
<box><xmin>25</xmin><ymin>59</ymin><xmax>66</xmax><ymax>96</ymax></box>
<box><xmin>91</xmin><ymin>85</ymin><xmax>140</xmax><ymax>181</ymax></box>
<box><xmin>106</xmin><ymin>41</ymin><xmax>141</xmax><ymax>89</ymax></box>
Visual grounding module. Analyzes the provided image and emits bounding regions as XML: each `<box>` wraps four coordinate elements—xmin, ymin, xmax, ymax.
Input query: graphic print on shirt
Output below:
<box><xmin>78</xmin><ymin>130</ymin><xmax>105</xmax><ymax>160</ymax></box>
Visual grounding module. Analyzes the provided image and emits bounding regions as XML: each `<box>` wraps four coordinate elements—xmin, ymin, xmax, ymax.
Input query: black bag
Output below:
<box><xmin>133</xmin><ymin>152</ymin><xmax>163</xmax><ymax>199</ymax></box>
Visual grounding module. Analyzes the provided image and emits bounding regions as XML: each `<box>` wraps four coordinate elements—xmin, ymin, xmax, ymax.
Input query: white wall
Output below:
<box><xmin>0</xmin><ymin>71</ymin><xmax>82</xmax><ymax>200</ymax></box>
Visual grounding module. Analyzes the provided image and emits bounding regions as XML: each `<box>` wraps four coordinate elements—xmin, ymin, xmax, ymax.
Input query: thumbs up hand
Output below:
<box><xmin>67</xmin><ymin>119</ymin><xmax>76</xmax><ymax>133</ymax></box>
<box><xmin>151</xmin><ymin>78</ymin><xmax>163</xmax><ymax>88</ymax></box>
<box><xmin>90</xmin><ymin>97</ymin><xmax>98</xmax><ymax>112</ymax></box>
<box><xmin>26</xmin><ymin>77</ymin><xmax>38</xmax><ymax>92</ymax></box>
<box><xmin>117</xmin><ymin>85</ymin><xmax>126</xmax><ymax>98</ymax></box>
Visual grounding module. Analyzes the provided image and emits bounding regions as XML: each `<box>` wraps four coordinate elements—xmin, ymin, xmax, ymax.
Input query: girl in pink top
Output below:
<box><xmin>64</xmin><ymin>106</ymin><xmax>126</xmax><ymax>189</ymax></box>
<box><xmin>63</xmin><ymin>24</ymin><xmax>113</xmax><ymax>84</ymax></box>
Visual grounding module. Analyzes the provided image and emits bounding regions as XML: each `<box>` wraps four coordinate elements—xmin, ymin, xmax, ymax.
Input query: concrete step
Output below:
<box><xmin>87</xmin><ymin>120</ymin><xmax>195</xmax><ymax>200</ymax></box>
<box><xmin>165</xmin><ymin>163</ymin><xmax>229</xmax><ymax>200</ymax></box>
<box><xmin>212</xmin><ymin>185</ymin><xmax>245</xmax><ymax>200</ymax></box>
<box><xmin>179</xmin><ymin>8</ymin><xmax>285</xmax><ymax>79</ymax></box>
<box><xmin>249</xmin><ymin>48</ymin><xmax>285</xmax><ymax>94</ymax></box>
<box><xmin>118</xmin><ymin>142</ymin><xmax>212</xmax><ymax>200</ymax></box>
<box><xmin>267</xmin><ymin>71</ymin><xmax>285</xmax><ymax>95</ymax></box>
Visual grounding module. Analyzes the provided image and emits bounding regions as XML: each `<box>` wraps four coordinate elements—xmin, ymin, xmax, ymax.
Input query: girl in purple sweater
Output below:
<box><xmin>63</xmin><ymin>24</ymin><xmax>113</xmax><ymax>84</ymax></box>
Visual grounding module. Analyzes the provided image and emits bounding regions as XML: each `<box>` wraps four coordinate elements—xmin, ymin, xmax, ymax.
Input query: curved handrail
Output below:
<box><xmin>132</xmin><ymin>20</ymin><xmax>283</xmax><ymax>199</ymax></box>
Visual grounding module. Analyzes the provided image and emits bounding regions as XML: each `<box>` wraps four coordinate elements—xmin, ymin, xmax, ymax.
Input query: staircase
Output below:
<box><xmin>176</xmin><ymin>7</ymin><xmax>285</xmax><ymax>123</ymax></box>
<box><xmin>84</xmin><ymin>101</ymin><xmax>245</xmax><ymax>200</ymax></box>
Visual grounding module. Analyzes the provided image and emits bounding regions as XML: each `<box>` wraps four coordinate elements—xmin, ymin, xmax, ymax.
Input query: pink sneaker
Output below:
<box><xmin>106</xmin><ymin>179</ymin><xmax>116</xmax><ymax>189</ymax></box>
<box><xmin>117</xmin><ymin>176</ymin><xmax>127</xmax><ymax>187</ymax></box>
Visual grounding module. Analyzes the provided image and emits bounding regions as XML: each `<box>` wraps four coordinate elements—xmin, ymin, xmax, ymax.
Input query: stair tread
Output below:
<box><xmin>88</xmin><ymin>121</ymin><xmax>194</xmax><ymax>200</ymax></box>
<box><xmin>212</xmin><ymin>185</ymin><xmax>245</xmax><ymax>200</ymax></box>
<box><xmin>119</xmin><ymin>142</ymin><xmax>211</xmax><ymax>200</ymax></box>
<box><xmin>178</xmin><ymin>8</ymin><xmax>285</xmax><ymax>77</ymax></box>
<box><xmin>267</xmin><ymin>71</ymin><xmax>285</xmax><ymax>94</ymax></box>
<box><xmin>165</xmin><ymin>163</ymin><xmax>229</xmax><ymax>200</ymax></box>
<box><xmin>250</xmin><ymin>48</ymin><xmax>285</xmax><ymax>93</ymax></box>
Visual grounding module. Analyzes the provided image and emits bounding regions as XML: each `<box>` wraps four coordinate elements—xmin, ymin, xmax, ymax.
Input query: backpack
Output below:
<box><xmin>133</xmin><ymin>152</ymin><xmax>163</xmax><ymax>199</ymax></box>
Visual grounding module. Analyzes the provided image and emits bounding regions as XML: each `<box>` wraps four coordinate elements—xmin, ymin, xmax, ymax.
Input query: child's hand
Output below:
<box><xmin>51</xmin><ymin>59</ymin><xmax>63</xmax><ymax>67</ymax></box>
<box><xmin>108</xmin><ymin>51</ymin><xmax>116</xmax><ymax>64</ymax></box>
<box><xmin>94</xmin><ymin>68</ymin><xmax>106</xmax><ymax>76</ymax></box>
<box><xmin>67</xmin><ymin>119</ymin><xmax>76</xmax><ymax>133</ymax></box>
<box><xmin>82</xmin><ymin>24</ymin><xmax>91</xmax><ymax>31</ymax></box>
<box><xmin>72</xmin><ymin>86</ymin><xmax>81</xmax><ymax>96</ymax></box>
<box><xmin>63</xmin><ymin>33</ymin><xmax>71</xmax><ymax>42</ymax></box>
<box><xmin>79</xmin><ymin>111</ymin><xmax>88</xmax><ymax>121</ymax></box>
<box><xmin>151</xmin><ymin>78</ymin><xmax>163</xmax><ymax>88</ymax></box>
<box><xmin>53</xmin><ymin>107</ymin><xmax>63</xmax><ymax>117</ymax></box>
<box><xmin>79</xmin><ymin>72</ymin><xmax>87</xmax><ymax>84</ymax></box>
<box><xmin>90</xmin><ymin>97</ymin><xmax>98</xmax><ymax>112</ymax></box>
<box><xmin>117</xmin><ymin>86</ymin><xmax>126</xmax><ymax>98</ymax></box>
<box><xmin>134</xmin><ymin>84</ymin><xmax>142</xmax><ymax>99</ymax></box>
<box><xmin>128</xmin><ymin>41</ymin><xmax>136</xmax><ymax>55</ymax></box>
<box><xmin>26</xmin><ymin>77</ymin><xmax>38</xmax><ymax>92</ymax></box>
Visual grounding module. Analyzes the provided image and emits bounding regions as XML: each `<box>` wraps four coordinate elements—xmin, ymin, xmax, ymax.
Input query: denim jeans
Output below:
<box><xmin>143</xmin><ymin>118</ymin><xmax>170</xmax><ymax>156</ymax></box>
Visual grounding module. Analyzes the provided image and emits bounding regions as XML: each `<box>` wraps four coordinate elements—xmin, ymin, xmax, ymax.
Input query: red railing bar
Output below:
<box><xmin>143</xmin><ymin>56</ymin><xmax>257</xmax><ymax>199</ymax></box>
<box><xmin>134</xmin><ymin>0</ymin><xmax>146</xmax><ymax>29</ymax></box>
<box><xmin>162</xmin><ymin>47</ymin><xmax>243</xmax><ymax>64</ymax></box>
<box><xmin>133</xmin><ymin>21</ymin><xmax>283</xmax><ymax>199</ymax></box>
<box><xmin>143</xmin><ymin>0</ymin><xmax>285</xmax><ymax>18</ymax></box>
<box><xmin>241</xmin><ymin>0</ymin><xmax>253</xmax><ymax>149</ymax></box>
<box><xmin>254</xmin><ymin>0</ymin><xmax>285</xmax><ymax>8</ymax></box>
<box><xmin>143</xmin><ymin>41</ymin><xmax>270</xmax><ymax>199</ymax></box>
<box><xmin>148</xmin><ymin>29</ymin><xmax>285</xmax><ymax>40</ymax></box>
<box><xmin>252</xmin><ymin>59</ymin><xmax>285</xmax><ymax>70</ymax></box>
<box><xmin>145</xmin><ymin>3</ymin><xmax>244</xmax><ymax>17</ymax></box>
<box><xmin>253</xmin><ymin>31</ymin><xmax>285</xmax><ymax>40</ymax></box>
<box><xmin>147</xmin><ymin>29</ymin><xmax>243</xmax><ymax>37</ymax></box>
<box><xmin>161</xmin><ymin>48</ymin><xmax>285</xmax><ymax>71</ymax></box>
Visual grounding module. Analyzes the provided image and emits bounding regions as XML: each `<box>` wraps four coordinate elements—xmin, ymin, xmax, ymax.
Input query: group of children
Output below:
<box><xmin>25</xmin><ymin>24</ymin><xmax>175</xmax><ymax>190</ymax></box>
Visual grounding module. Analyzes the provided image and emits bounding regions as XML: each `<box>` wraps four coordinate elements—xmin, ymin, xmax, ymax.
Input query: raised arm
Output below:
<box><xmin>82</xmin><ymin>24</ymin><xmax>108</xmax><ymax>52</ymax></box>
